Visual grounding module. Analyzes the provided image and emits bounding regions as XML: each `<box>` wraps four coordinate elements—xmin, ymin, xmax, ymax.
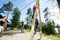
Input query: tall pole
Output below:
<box><xmin>38</xmin><ymin>6</ymin><xmax>42</xmax><ymax>39</ymax></box>
<box><xmin>29</xmin><ymin>0</ymin><xmax>42</xmax><ymax>40</ymax></box>
<box><xmin>29</xmin><ymin>5</ymin><xmax>37</xmax><ymax>40</ymax></box>
<box><xmin>37</xmin><ymin>0</ymin><xmax>42</xmax><ymax>39</ymax></box>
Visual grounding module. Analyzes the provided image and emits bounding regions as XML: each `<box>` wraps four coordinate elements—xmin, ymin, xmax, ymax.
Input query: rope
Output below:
<box><xmin>21</xmin><ymin>0</ymin><xmax>36</xmax><ymax>11</ymax></box>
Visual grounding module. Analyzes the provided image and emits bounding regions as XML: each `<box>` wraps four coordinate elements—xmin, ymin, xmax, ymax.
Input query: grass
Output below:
<box><xmin>25</xmin><ymin>29</ymin><xmax>60</xmax><ymax>40</ymax></box>
<box><xmin>25</xmin><ymin>29</ymin><xmax>31</xmax><ymax>32</ymax></box>
<box><xmin>43</xmin><ymin>33</ymin><xmax>60</xmax><ymax>40</ymax></box>
<box><xmin>48</xmin><ymin>35</ymin><xmax>60</xmax><ymax>40</ymax></box>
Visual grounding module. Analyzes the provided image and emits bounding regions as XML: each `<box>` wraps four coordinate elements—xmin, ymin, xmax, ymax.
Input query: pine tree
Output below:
<box><xmin>11</xmin><ymin>7</ymin><xmax>21</xmax><ymax>29</ymax></box>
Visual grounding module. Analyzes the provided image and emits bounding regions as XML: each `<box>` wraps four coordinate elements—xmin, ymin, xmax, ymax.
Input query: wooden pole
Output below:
<box><xmin>29</xmin><ymin>5</ymin><xmax>37</xmax><ymax>40</ymax></box>
<box><xmin>37</xmin><ymin>0</ymin><xmax>42</xmax><ymax>39</ymax></box>
<box><xmin>38</xmin><ymin>7</ymin><xmax>42</xmax><ymax>39</ymax></box>
<box><xmin>29</xmin><ymin>0</ymin><xmax>42</xmax><ymax>40</ymax></box>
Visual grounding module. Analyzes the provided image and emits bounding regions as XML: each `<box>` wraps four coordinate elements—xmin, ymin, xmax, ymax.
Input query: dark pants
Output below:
<box><xmin>35</xmin><ymin>25</ymin><xmax>38</xmax><ymax>31</ymax></box>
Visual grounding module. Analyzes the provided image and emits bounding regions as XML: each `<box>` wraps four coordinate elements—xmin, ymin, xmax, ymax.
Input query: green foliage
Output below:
<box><xmin>47</xmin><ymin>21</ymin><xmax>55</xmax><ymax>34</ymax></box>
<box><xmin>42</xmin><ymin>22</ymin><xmax>47</xmax><ymax>33</ymax></box>
<box><xmin>11</xmin><ymin>7</ymin><xmax>21</xmax><ymax>29</ymax></box>
<box><xmin>25</xmin><ymin>29</ymin><xmax>31</xmax><ymax>32</ymax></box>
<box><xmin>26</xmin><ymin>8</ymin><xmax>33</xmax><ymax>25</ymax></box>
<box><xmin>48</xmin><ymin>34</ymin><xmax>60</xmax><ymax>40</ymax></box>
<box><xmin>42</xmin><ymin>21</ymin><xmax>56</xmax><ymax>35</ymax></box>
<box><xmin>25</xmin><ymin>17</ymin><xmax>29</xmax><ymax>25</ymax></box>
<box><xmin>24</xmin><ymin>25</ymin><xmax>31</xmax><ymax>29</ymax></box>
<box><xmin>6</xmin><ymin>1</ymin><xmax>13</xmax><ymax>11</ymax></box>
<box><xmin>25</xmin><ymin>8</ymin><xmax>33</xmax><ymax>30</ymax></box>
<box><xmin>43</xmin><ymin>7</ymin><xmax>56</xmax><ymax>34</ymax></box>
<box><xmin>2</xmin><ymin>1</ymin><xmax>13</xmax><ymax>11</ymax></box>
<box><xmin>27</xmin><ymin>8</ymin><xmax>32</xmax><ymax>16</ymax></box>
<box><xmin>7</xmin><ymin>23</ymin><xmax>13</xmax><ymax>30</ymax></box>
<box><xmin>0</xmin><ymin>1</ymin><xmax>13</xmax><ymax>20</ymax></box>
<box><xmin>43</xmin><ymin>33</ymin><xmax>60</xmax><ymax>40</ymax></box>
<box><xmin>43</xmin><ymin>7</ymin><xmax>50</xmax><ymax>22</ymax></box>
<box><xmin>7</xmin><ymin>24</ymin><xmax>12</xmax><ymax>28</ymax></box>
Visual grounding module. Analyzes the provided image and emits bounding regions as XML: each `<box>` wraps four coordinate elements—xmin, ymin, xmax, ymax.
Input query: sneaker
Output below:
<box><xmin>34</xmin><ymin>32</ymin><xmax>37</xmax><ymax>35</ymax></box>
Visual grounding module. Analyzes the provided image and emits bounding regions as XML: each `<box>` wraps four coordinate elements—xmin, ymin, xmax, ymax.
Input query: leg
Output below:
<box><xmin>0</xmin><ymin>26</ymin><xmax>4</xmax><ymax>37</ymax></box>
<box><xmin>0</xmin><ymin>27</ymin><xmax>2</xmax><ymax>37</ymax></box>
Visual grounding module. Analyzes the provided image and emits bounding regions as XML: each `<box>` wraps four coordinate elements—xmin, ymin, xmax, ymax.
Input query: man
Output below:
<box><xmin>3</xmin><ymin>16</ymin><xmax>7</xmax><ymax>29</ymax></box>
<box><xmin>35</xmin><ymin>18</ymin><xmax>38</xmax><ymax>31</ymax></box>
<box><xmin>21</xmin><ymin>20</ymin><xmax>24</xmax><ymax>33</ymax></box>
<box><xmin>0</xmin><ymin>16</ymin><xmax>7</xmax><ymax>37</ymax></box>
<box><xmin>34</xmin><ymin>18</ymin><xmax>39</xmax><ymax>34</ymax></box>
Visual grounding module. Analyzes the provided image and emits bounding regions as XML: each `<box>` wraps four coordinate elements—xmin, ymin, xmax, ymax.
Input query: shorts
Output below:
<box><xmin>0</xmin><ymin>25</ymin><xmax>4</xmax><ymax>32</ymax></box>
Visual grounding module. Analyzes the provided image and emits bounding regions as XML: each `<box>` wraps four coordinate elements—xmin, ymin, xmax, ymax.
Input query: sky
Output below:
<box><xmin>0</xmin><ymin>0</ymin><xmax>60</xmax><ymax>25</ymax></box>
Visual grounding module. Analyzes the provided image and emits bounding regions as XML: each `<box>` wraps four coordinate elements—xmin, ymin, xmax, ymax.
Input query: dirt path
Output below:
<box><xmin>0</xmin><ymin>30</ymin><xmax>52</xmax><ymax>40</ymax></box>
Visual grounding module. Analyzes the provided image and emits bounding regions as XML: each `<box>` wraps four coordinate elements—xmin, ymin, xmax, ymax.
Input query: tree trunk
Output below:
<box><xmin>57</xmin><ymin>0</ymin><xmax>60</xmax><ymax>14</ymax></box>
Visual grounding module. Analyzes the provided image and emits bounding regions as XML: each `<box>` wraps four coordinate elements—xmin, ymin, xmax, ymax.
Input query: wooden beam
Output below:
<box><xmin>29</xmin><ymin>5</ymin><xmax>37</xmax><ymax>40</ymax></box>
<box><xmin>29</xmin><ymin>0</ymin><xmax>42</xmax><ymax>40</ymax></box>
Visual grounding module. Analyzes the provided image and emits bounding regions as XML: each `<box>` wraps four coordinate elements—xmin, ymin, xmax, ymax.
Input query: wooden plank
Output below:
<box><xmin>29</xmin><ymin>5</ymin><xmax>37</xmax><ymax>40</ymax></box>
<box><xmin>38</xmin><ymin>6</ymin><xmax>42</xmax><ymax>39</ymax></box>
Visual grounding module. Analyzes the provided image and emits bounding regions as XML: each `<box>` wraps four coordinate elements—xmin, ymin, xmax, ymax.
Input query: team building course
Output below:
<box><xmin>0</xmin><ymin>0</ymin><xmax>60</xmax><ymax>40</ymax></box>
<box><xmin>0</xmin><ymin>0</ymin><xmax>42</xmax><ymax>40</ymax></box>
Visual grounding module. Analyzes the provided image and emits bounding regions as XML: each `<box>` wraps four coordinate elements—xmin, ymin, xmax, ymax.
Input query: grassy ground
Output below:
<box><xmin>25</xmin><ymin>29</ymin><xmax>60</xmax><ymax>40</ymax></box>
<box><xmin>48</xmin><ymin>35</ymin><xmax>60</xmax><ymax>40</ymax></box>
<box><xmin>25</xmin><ymin>29</ymin><xmax>31</xmax><ymax>32</ymax></box>
<box><xmin>7</xmin><ymin>27</ymin><xmax>60</xmax><ymax>40</ymax></box>
<box><xmin>43</xmin><ymin>33</ymin><xmax>60</xmax><ymax>40</ymax></box>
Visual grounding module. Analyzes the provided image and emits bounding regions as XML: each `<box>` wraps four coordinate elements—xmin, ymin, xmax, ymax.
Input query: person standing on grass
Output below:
<box><xmin>21</xmin><ymin>20</ymin><xmax>24</xmax><ymax>33</ymax></box>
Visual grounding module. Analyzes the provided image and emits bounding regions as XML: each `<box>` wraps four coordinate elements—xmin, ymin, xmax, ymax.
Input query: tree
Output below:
<box><xmin>0</xmin><ymin>1</ymin><xmax>13</xmax><ymax>20</ymax></box>
<box><xmin>50</xmin><ymin>0</ymin><xmax>60</xmax><ymax>13</ymax></box>
<box><xmin>43</xmin><ymin>7</ymin><xmax>50</xmax><ymax>22</ymax></box>
<box><xmin>47</xmin><ymin>21</ymin><xmax>55</xmax><ymax>34</ymax></box>
<box><xmin>25</xmin><ymin>17</ymin><xmax>29</xmax><ymax>25</ymax></box>
<box><xmin>57</xmin><ymin>0</ymin><xmax>60</xmax><ymax>14</ymax></box>
<box><xmin>11</xmin><ymin>7</ymin><xmax>21</xmax><ymax>29</ymax></box>
<box><xmin>42</xmin><ymin>20</ymin><xmax>55</xmax><ymax>34</ymax></box>
<box><xmin>57</xmin><ymin>0</ymin><xmax>60</xmax><ymax>8</ymax></box>
<box><xmin>26</xmin><ymin>8</ymin><xmax>33</xmax><ymax>25</ymax></box>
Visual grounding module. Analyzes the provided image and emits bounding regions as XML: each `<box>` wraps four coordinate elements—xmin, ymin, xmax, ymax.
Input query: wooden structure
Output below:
<box><xmin>29</xmin><ymin>0</ymin><xmax>42</xmax><ymax>40</ymax></box>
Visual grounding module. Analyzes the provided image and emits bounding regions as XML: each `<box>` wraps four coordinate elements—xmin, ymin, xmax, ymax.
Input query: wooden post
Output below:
<box><xmin>38</xmin><ymin>7</ymin><xmax>42</xmax><ymax>39</ymax></box>
<box><xmin>29</xmin><ymin>0</ymin><xmax>42</xmax><ymax>40</ymax></box>
<box><xmin>29</xmin><ymin>5</ymin><xmax>37</xmax><ymax>40</ymax></box>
